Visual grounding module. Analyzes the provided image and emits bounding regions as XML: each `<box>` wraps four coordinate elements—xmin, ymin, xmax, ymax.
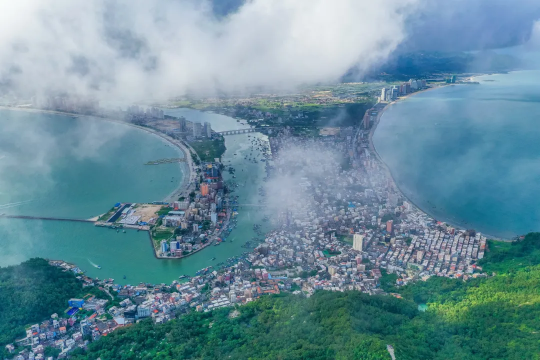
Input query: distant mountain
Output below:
<box><xmin>342</xmin><ymin>50</ymin><xmax>523</xmax><ymax>82</ymax></box>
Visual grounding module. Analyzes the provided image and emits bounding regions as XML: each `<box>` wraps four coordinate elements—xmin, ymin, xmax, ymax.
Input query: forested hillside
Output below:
<box><xmin>70</xmin><ymin>233</ymin><xmax>540</xmax><ymax>360</ymax></box>
<box><xmin>0</xmin><ymin>259</ymin><xmax>84</xmax><ymax>352</ymax></box>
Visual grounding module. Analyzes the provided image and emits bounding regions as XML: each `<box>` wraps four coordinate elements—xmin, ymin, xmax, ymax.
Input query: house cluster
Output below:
<box><xmin>5</xmin><ymin>295</ymin><xmax>111</xmax><ymax>360</ymax></box>
<box><xmin>249</xmin><ymin>127</ymin><xmax>490</xmax><ymax>294</ymax></box>
<box><xmin>157</xmin><ymin>162</ymin><xmax>230</xmax><ymax>258</ymax></box>
<box><xmin>248</xmin><ymin>230</ymin><xmax>383</xmax><ymax>296</ymax></box>
<box><xmin>381</xmin><ymin>231</ymin><xmax>487</xmax><ymax>282</ymax></box>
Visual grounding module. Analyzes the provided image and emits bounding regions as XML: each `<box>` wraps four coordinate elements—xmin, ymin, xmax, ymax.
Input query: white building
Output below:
<box><xmin>353</xmin><ymin>233</ymin><xmax>364</xmax><ymax>251</ymax></box>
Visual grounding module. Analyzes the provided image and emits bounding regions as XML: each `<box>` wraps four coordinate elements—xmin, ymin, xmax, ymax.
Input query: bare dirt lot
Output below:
<box><xmin>132</xmin><ymin>204</ymin><xmax>163</xmax><ymax>222</ymax></box>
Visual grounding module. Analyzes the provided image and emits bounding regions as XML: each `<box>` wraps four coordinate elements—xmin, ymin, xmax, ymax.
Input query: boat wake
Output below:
<box><xmin>0</xmin><ymin>199</ymin><xmax>33</xmax><ymax>209</ymax></box>
<box><xmin>88</xmin><ymin>259</ymin><xmax>101</xmax><ymax>269</ymax></box>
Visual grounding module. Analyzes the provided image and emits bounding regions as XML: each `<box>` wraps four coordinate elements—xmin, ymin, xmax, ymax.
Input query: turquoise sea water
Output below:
<box><xmin>373</xmin><ymin>71</ymin><xmax>540</xmax><ymax>239</ymax></box>
<box><xmin>0</xmin><ymin>111</ymin><xmax>186</xmax><ymax>218</ymax></box>
<box><xmin>0</xmin><ymin>109</ymin><xmax>267</xmax><ymax>284</ymax></box>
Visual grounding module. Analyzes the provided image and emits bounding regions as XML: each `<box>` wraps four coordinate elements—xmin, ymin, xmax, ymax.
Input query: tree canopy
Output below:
<box><xmin>0</xmin><ymin>259</ymin><xmax>83</xmax><ymax>350</ymax></box>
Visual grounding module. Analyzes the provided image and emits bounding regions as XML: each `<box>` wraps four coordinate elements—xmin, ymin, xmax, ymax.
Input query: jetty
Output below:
<box><xmin>144</xmin><ymin>158</ymin><xmax>186</xmax><ymax>165</ymax></box>
<box><xmin>0</xmin><ymin>214</ymin><xmax>94</xmax><ymax>223</ymax></box>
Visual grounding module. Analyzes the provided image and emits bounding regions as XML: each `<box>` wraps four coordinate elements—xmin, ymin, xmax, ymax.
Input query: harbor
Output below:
<box><xmin>0</xmin><ymin>108</ymin><xmax>269</xmax><ymax>284</ymax></box>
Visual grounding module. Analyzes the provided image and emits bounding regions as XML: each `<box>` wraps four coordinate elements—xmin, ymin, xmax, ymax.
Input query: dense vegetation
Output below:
<box><xmin>479</xmin><ymin>232</ymin><xmax>540</xmax><ymax>273</ymax></box>
<box><xmin>69</xmin><ymin>233</ymin><xmax>540</xmax><ymax>360</ymax></box>
<box><xmin>0</xmin><ymin>259</ymin><xmax>84</xmax><ymax>351</ymax></box>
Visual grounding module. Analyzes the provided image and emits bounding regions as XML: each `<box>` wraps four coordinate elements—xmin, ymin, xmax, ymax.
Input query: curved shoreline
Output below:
<box><xmin>97</xmin><ymin>119</ymin><xmax>196</xmax><ymax>203</ymax></box>
<box><xmin>369</xmin><ymin>86</ymin><xmax>509</xmax><ymax>241</ymax></box>
<box><xmin>0</xmin><ymin>106</ymin><xmax>194</xmax><ymax>204</ymax></box>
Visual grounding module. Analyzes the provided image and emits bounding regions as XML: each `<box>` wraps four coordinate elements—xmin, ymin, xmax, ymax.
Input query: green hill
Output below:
<box><xmin>0</xmin><ymin>259</ymin><xmax>84</xmax><ymax>351</ymax></box>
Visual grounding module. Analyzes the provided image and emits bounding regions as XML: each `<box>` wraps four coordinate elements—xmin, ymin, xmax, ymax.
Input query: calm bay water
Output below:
<box><xmin>373</xmin><ymin>70</ymin><xmax>540</xmax><ymax>239</ymax></box>
<box><xmin>0</xmin><ymin>110</ymin><xmax>186</xmax><ymax>218</ymax></box>
<box><xmin>0</xmin><ymin>109</ymin><xmax>266</xmax><ymax>284</ymax></box>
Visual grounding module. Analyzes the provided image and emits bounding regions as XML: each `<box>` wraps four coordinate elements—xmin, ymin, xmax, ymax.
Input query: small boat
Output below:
<box><xmin>123</xmin><ymin>275</ymin><xmax>126</xmax><ymax>279</ymax></box>
<box><xmin>97</xmin><ymin>265</ymin><xmax>102</xmax><ymax>269</ymax></box>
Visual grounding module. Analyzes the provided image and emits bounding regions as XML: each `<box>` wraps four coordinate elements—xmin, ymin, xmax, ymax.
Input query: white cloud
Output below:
<box><xmin>0</xmin><ymin>0</ymin><xmax>419</xmax><ymax>102</ymax></box>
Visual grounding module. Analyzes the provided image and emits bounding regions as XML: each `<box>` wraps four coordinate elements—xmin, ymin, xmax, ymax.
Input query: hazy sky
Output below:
<box><xmin>0</xmin><ymin>0</ymin><xmax>539</xmax><ymax>103</ymax></box>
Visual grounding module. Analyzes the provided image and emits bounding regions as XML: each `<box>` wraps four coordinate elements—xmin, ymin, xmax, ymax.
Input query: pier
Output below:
<box><xmin>144</xmin><ymin>158</ymin><xmax>186</xmax><ymax>165</ymax></box>
<box><xmin>0</xmin><ymin>214</ymin><xmax>94</xmax><ymax>223</ymax></box>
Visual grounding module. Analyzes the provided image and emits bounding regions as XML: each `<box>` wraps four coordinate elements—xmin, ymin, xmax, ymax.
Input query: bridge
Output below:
<box><xmin>218</xmin><ymin>128</ymin><xmax>257</xmax><ymax>136</ymax></box>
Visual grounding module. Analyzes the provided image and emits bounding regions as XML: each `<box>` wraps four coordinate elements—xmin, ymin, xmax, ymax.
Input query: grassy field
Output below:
<box><xmin>97</xmin><ymin>207</ymin><xmax>116</xmax><ymax>221</ymax></box>
<box><xmin>337</xmin><ymin>234</ymin><xmax>353</xmax><ymax>245</ymax></box>
<box><xmin>189</xmin><ymin>137</ymin><xmax>226</xmax><ymax>162</ymax></box>
<box><xmin>151</xmin><ymin>228</ymin><xmax>174</xmax><ymax>249</ymax></box>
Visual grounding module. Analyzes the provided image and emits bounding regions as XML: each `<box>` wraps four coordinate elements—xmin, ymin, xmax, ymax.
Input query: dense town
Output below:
<box><xmin>4</xmin><ymin>78</ymin><xmax>490</xmax><ymax>359</ymax></box>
